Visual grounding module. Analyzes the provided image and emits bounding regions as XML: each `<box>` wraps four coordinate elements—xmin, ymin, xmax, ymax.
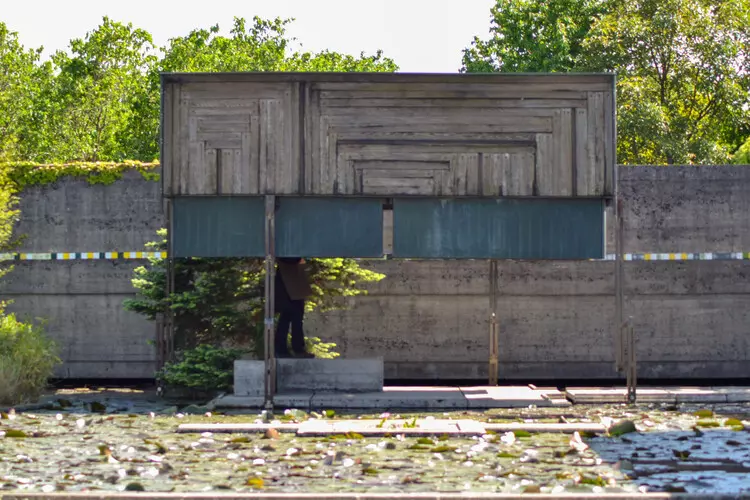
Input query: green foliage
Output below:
<box><xmin>465</xmin><ymin>0</ymin><xmax>750</xmax><ymax>165</ymax></box>
<box><xmin>580</xmin><ymin>0</ymin><xmax>750</xmax><ymax>164</ymax></box>
<box><xmin>0</xmin><ymin>22</ymin><xmax>53</xmax><ymax>162</ymax></box>
<box><xmin>0</xmin><ymin>306</ymin><xmax>61</xmax><ymax>405</ymax></box>
<box><xmin>0</xmin><ymin>161</ymin><xmax>159</xmax><ymax>190</ymax></box>
<box><xmin>0</xmin><ymin>16</ymin><xmax>396</xmax><ymax>163</ymax></box>
<box><xmin>156</xmin><ymin>344</ymin><xmax>245</xmax><ymax>392</ymax></box>
<box><xmin>123</xmin><ymin>229</ymin><xmax>385</xmax><ymax>357</ymax></box>
<box><xmin>462</xmin><ymin>0</ymin><xmax>607</xmax><ymax>73</ymax></box>
<box><xmin>735</xmin><ymin>137</ymin><xmax>750</xmax><ymax>164</ymax></box>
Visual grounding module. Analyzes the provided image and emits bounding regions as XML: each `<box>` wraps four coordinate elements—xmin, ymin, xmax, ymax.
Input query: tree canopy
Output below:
<box><xmin>0</xmin><ymin>16</ymin><xmax>397</xmax><ymax>163</ymax></box>
<box><xmin>463</xmin><ymin>0</ymin><xmax>750</xmax><ymax>165</ymax></box>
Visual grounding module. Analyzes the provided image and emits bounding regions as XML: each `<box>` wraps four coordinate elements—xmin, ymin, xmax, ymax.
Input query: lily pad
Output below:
<box><xmin>4</xmin><ymin>430</ymin><xmax>27</xmax><ymax>438</ymax></box>
<box><xmin>609</xmin><ymin>420</ymin><xmax>637</xmax><ymax>437</ymax></box>
<box><xmin>124</xmin><ymin>482</ymin><xmax>144</xmax><ymax>491</ymax></box>
<box><xmin>694</xmin><ymin>409</ymin><xmax>714</xmax><ymax>418</ymax></box>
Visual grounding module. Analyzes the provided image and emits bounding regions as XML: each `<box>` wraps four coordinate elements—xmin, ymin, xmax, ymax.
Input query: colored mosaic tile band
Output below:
<box><xmin>1</xmin><ymin>251</ymin><xmax>750</xmax><ymax>262</ymax></box>
<box><xmin>0</xmin><ymin>252</ymin><xmax>167</xmax><ymax>261</ymax></box>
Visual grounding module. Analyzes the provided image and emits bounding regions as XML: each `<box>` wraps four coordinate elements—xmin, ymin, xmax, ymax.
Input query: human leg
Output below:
<box><xmin>289</xmin><ymin>300</ymin><xmax>310</xmax><ymax>355</ymax></box>
<box><xmin>275</xmin><ymin>309</ymin><xmax>292</xmax><ymax>357</ymax></box>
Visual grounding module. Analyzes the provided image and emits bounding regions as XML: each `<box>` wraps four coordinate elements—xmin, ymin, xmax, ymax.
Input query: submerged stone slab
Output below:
<box><xmin>311</xmin><ymin>387</ymin><xmax>467</xmax><ymax>410</ymax></box>
<box><xmin>461</xmin><ymin>386</ymin><xmax>568</xmax><ymax>409</ymax></box>
<box><xmin>565</xmin><ymin>387</ymin><xmax>676</xmax><ymax>404</ymax></box>
<box><xmin>276</xmin><ymin>357</ymin><xmax>383</xmax><ymax>393</ymax></box>
<box><xmin>233</xmin><ymin>360</ymin><xmax>264</xmax><ymax>397</ymax></box>
<box><xmin>297</xmin><ymin>418</ymin><xmax>485</xmax><ymax>436</ymax></box>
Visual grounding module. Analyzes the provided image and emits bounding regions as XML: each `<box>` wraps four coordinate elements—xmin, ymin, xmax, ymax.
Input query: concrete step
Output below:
<box><xmin>233</xmin><ymin>358</ymin><xmax>384</xmax><ymax>396</ymax></box>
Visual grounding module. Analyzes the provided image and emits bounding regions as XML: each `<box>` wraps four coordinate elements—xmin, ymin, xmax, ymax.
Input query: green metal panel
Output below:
<box><xmin>393</xmin><ymin>198</ymin><xmax>605</xmax><ymax>259</ymax></box>
<box><xmin>276</xmin><ymin>197</ymin><xmax>383</xmax><ymax>258</ymax></box>
<box><xmin>172</xmin><ymin>197</ymin><xmax>265</xmax><ymax>257</ymax></box>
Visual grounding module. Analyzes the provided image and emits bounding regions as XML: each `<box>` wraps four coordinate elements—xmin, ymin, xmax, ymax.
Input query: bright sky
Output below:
<box><xmin>3</xmin><ymin>0</ymin><xmax>495</xmax><ymax>73</ymax></box>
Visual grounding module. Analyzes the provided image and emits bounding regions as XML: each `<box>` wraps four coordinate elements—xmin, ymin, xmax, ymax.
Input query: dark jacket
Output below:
<box><xmin>275</xmin><ymin>258</ymin><xmax>312</xmax><ymax>308</ymax></box>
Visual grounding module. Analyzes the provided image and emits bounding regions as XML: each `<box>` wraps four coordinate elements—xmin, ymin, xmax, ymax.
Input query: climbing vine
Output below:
<box><xmin>0</xmin><ymin>161</ymin><xmax>160</xmax><ymax>191</ymax></box>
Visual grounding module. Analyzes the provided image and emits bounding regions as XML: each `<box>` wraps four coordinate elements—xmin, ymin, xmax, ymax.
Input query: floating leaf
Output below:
<box><xmin>89</xmin><ymin>402</ymin><xmax>107</xmax><ymax>413</ymax></box>
<box><xmin>497</xmin><ymin>452</ymin><xmax>518</xmax><ymax>458</ymax></box>
<box><xmin>362</xmin><ymin>466</ymin><xmax>379</xmax><ymax>475</ymax></box>
<box><xmin>323</xmin><ymin>410</ymin><xmax>335</xmax><ymax>418</ymax></box>
<box><xmin>727</xmin><ymin>440</ymin><xmax>742</xmax><ymax>446</ymax></box>
<box><xmin>430</xmin><ymin>445</ymin><xmax>456</xmax><ymax>453</ymax></box>
<box><xmin>246</xmin><ymin>477</ymin><xmax>264</xmax><ymax>489</ymax></box>
<box><xmin>522</xmin><ymin>484</ymin><xmax>541</xmax><ymax>493</ymax></box>
<box><xmin>694</xmin><ymin>409</ymin><xmax>713</xmax><ymax>418</ymax></box>
<box><xmin>124</xmin><ymin>482</ymin><xmax>144</xmax><ymax>491</ymax></box>
<box><xmin>416</xmin><ymin>437</ymin><xmax>434</xmax><ymax>445</ymax></box>
<box><xmin>672</xmin><ymin>450</ymin><xmax>691</xmax><ymax>460</ymax></box>
<box><xmin>438</xmin><ymin>433</ymin><xmax>449</xmax><ymax>442</ymax></box>
<box><xmin>407</xmin><ymin>444</ymin><xmax>430</xmax><ymax>450</ymax></box>
<box><xmin>4</xmin><ymin>430</ymin><xmax>27</xmax><ymax>438</ymax></box>
<box><xmin>231</xmin><ymin>437</ymin><xmax>251</xmax><ymax>444</ymax></box>
<box><xmin>580</xmin><ymin>475</ymin><xmax>607</xmax><ymax>486</ymax></box>
<box><xmin>696</xmin><ymin>420</ymin><xmax>721</xmax><ymax>428</ymax></box>
<box><xmin>513</xmin><ymin>430</ymin><xmax>531</xmax><ymax>438</ymax></box>
<box><xmin>609</xmin><ymin>420</ymin><xmax>637</xmax><ymax>437</ymax></box>
<box><xmin>264</xmin><ymin>429</ymin><xmax>280</xmax><ymax>440</ymax></box>
<box><xmin>725</xmin><ymin>418</ymin><xmax>743</xmax><ymax>427</ymax></box>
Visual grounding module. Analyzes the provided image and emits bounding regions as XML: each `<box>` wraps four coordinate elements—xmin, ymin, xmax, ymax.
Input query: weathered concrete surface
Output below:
<box><xmin>233</xmin><ymin>360</ymin><xmax>264</xmax><ymax>396</ymax></box>
<box><xmin>276</xmin><ymin>358</ymin><xmax>384</xmax><ymax>393</ymax></box>
<box><xmin>6</xmin><ymin>165</ymin><xmax>750</xmax><ymax>380</ymax></box>
<box><xmin>5</xmin><ymin>171</ymin><xmax>162</xmax><ymax>378</ymax></box>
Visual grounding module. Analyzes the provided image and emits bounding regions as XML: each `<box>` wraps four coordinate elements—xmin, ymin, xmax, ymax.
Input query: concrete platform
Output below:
<box><xmin>214</xmin><ymin>385</ymin><xmax>566</xmax><ymax>410</ymax></box>
<box><xmin>566</xmin><ymin>386</ymin><xmax>750</xmax><ymax>404</ymax></box>
<box><xmin>233</xmin><ymin>358</ymin><xmax>384</xmax><ymax>397</ymax></box>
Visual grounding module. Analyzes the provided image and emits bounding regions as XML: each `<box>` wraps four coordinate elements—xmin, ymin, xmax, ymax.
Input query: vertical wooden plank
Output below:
<box><xmin>219</xmin><ymin>149</ymin><xmax>234</xmax><ymax>194</ymax></box>
<box><xmin>248</xmin><ymin>114</ymin><xmax>260</xmax><ymax>194</ymax></box>
<box><xmin>329</xmin><ymin>130</ymin><xmax>339</xmax><ymax>193</ymax></box>
<box><xmin>177</xmin><ymin>90</ymin><xmax>189</xmax><ymax>195</ymax></box>
<box><xmin>453</xmin><ymin>154</ymin><xmax>468</xmax><ymax>195</ymax></box>
<box><xmin>558</xmin><ymin>108</ymin><xmax>573</xmax><ymax>196</ymax></box>
<box><xmin>575</xmin><ymin>108</ymin><xmax>595</xmax><ymax>195</ymax></box>
<box><xmin>491</xmin><ymin>154</ymin><xmax>508</xmax><ymax>196</ymax></box>
<box><xmin>588</xmin><ymin>92</ymin><xmax>605</xmax><ymax>195</ymax></box>
<box><xmin>318</xmin><ymin>117</ymin><xmax>333</xmax><ymax>194</ymax></box>
<box><xmin>162</xmin><ymin>83</ymin><xmax>173</xmax><ymax>196</ymax></box>
<box><xmin>306</xmin><ymin>87</ymin><xmax>319</xmax><ymax>194</ymax></box>
<box><xmin>288</xmin><ymin>83</ymin><xmax>301</xmax><ymax>194</ymax></box>
<box><xmin>506</xmin><ymin>151</ymin><xmax>534</xmax><ymax>196</ymax></box>
<box><xmin>534</xmin><ymin>133</ymin><xmax>553</xmax><ymax>195</ymax></box>
<box><xmin>259</xmin><ymin>100</ymin><xmax>274</xmax><ymax>193</ymax></box>
<box><xmin>277</xmin><ymin>88</ymin><xmax>293</xmax><ymax>194</ymax></box>
<box><xmin>465</xmin><ymin>153</ymin><xmax>480</xmax><ymax>195</ymax></box>
<box><xmin>187</xmin><ymin>116</ymin><xmax>215</xmax><ymax>194</ymax></box>
<box><xmin>603</xmin><ymin>91</ymin><xmax>615</xmax><ymax>196</ymax></box>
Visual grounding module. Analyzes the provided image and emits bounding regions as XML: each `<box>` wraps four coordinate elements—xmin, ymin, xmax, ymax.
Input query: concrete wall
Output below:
<box><xmin>3</xmin><ymin>166</ymin><xmax>750</xmax><ymax>380</ymax></box>
<box><xmin>0</xmin><ymin>171</ymin><xmax>163</xmax><ymax>378</ymax></box>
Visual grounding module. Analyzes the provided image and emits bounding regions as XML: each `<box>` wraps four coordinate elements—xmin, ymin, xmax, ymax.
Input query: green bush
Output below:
<box><xmin>156</xmin><ymin>344</ymin><xmax>246</xmax><ymax>393</ymax></box>
<box><xmin>0</xmin><ymin>305</ymin><xmax>60</xmax><ymax>405</ymax></box>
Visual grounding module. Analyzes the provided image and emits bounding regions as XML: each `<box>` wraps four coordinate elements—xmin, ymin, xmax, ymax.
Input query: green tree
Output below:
<box><xmin>0</xmin><ymin>23</ymin><xmax>52</xmax><ymax>161</ymax></box>
<box><xmin>124</xmin><ymin>230</ymin><xmax>385</xmax><ymax>357</ymax></box>
<box><xmin>46</xmin><ymin>17</ymin><xmax>157</xmax><ymax>162</ymax></box>
<box><xmin>126</xmin><ymin>16</ymin><xmax>398</xmax><ymax>159</ymax></box>
<box><xmin>464</xmin><ymin>0</ymin><xmax>750</xmax><ymax>165</ymax></box>
<box><xmin>581</xmin><ymin>0</ymin><xmax>750</xmax><ymax>164</ymax></box>
<box><xmin>461</xmin><ymin>0</ymin><xmax>607</xmax><ymax>73</ymax></box>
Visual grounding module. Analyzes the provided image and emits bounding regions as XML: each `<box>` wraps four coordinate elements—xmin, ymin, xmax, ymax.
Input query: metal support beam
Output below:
<box><xmin>626</xmin><ymin>316</ymin><xmax>637</xmax><ymax>403</ymax></box>
<box><xmin>263</xmin><ymin>195</ymin><xmax>277</xmax><ymax>410</ymax></box>
<box><xmin>488</xmin><ymin>260</ymin><xmax>499</xmax><ymax>386</ymax></box>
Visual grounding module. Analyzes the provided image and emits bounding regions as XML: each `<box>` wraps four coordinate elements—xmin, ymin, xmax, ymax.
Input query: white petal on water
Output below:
<box><xmin>55</xmin><ymin>414</ymin><xmax>63</xmax><ymax>421</ymax></box>
<box><xmin>41</xmin><ymin>485</ymin><xmax>55</xmax><ymax>493</ymax></box>
<box><xmin>500</xmin><ymin>432</ymin><xmax>516</xmax><ymax>445</ymax></box>
<box><xmin>75</xmin><ymin>419</ymin><xmax>85</xmax><ymax>429</ymax></box>
<box><xmin>343</xmin><ymin>458</ymin><xmax>355</xmax><ymax>467</ymax></box>
<box><xmin>253</xmin><ymin>458</ymin><xmax>265</xmax><ymax>466</ymax></box>
<box><xmin>200</xmin><ymin>432</ymin><xmax>212</xmax><ymax>438</ymax></box>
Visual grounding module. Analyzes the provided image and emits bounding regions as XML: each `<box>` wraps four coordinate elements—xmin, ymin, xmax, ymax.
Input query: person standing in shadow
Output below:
<box><xmin>275</xmin><ymin>257</ymin><xmax>315</xmax><ymax>358</ymax></box>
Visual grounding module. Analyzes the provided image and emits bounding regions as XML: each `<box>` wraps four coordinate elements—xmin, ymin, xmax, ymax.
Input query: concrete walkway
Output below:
<box><xmin>213</xmin><ymin>385</ymin><xmax>750</xmax><ymax>411</ymax></box>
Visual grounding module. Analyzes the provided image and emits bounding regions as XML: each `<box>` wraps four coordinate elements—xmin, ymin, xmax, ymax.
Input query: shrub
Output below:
<box><xmin>0</xmin><ymin>306</ymin><xmax>60</xmax><ymax>405</ymax></box>
<box><xmin>156</xmin><ymin>344</ymin><xmax>246</xmax><ymax>393</ymax></box>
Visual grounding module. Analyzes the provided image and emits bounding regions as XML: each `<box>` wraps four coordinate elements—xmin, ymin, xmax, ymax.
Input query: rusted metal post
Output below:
<box><xmin>627</xmin><ymin>315</ymin><xmax>637</xmax><ymax>403</ymax></box>
<box><xmin>488</xmin><ymin>260</ymin><xmax>499</xmax><ymax>386</ymax></box>
<box><xmin>264</xmin><ymin>195</ymin><xmax>277</xmax><ymax>410</ymax></box>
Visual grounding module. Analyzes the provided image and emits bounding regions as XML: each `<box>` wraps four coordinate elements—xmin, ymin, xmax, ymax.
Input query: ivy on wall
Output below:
<box><xmin>0</xmin><ymin>161</ymin><xmax>160</xmax><ymax>191</ymax></box>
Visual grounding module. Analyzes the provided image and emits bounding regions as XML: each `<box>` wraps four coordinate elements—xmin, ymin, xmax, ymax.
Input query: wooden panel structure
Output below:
<box><xmin>162</xmin><ymin>73</ymin><xmax>616</xmax><ymax>198</ymax></box>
